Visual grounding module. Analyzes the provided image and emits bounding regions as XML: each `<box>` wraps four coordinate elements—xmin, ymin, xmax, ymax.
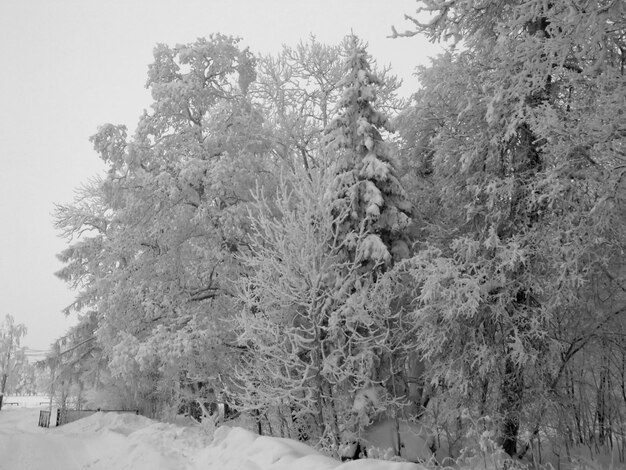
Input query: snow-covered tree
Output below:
<box><xmin>251</xmin><ymin>37</ymin><xmax>404</xmax><ymax>174</ymax></box>
<box><xmin>325</xmin><ymin>36</ymin><xmax>412</xmax><ymax>268</ymax></box>
<box><xmin>234</xmin><ymin>170</ymin><xmax>344</xmax><ymax>442</ymax></box>
<box><xmin>232</xmin><ymin>40</ymin><xmax>417</xmax><ymax>454</ymax></box>
<box><xmin>4</xmin><ymin>347</ymin><xmax>38</xmax><ymax>395</ymax></box>
<box><xmin>0</xmin><ymin>314</ymin><xmax>27</xmax><ymax>407</ymax></box>
<box><xmin>393</xmin><ymin>0</ymin><xmax>626</xmax><ymax>460</ymax></box>
<box><xmin>54</xmin><ymin>35</ymin><xmax>274</xmax><ymax>417</ymax></box>
<box><xmin>233</xmin><ymin>168</ymin><xmax>414</xmax><ymax>453</ymax></box>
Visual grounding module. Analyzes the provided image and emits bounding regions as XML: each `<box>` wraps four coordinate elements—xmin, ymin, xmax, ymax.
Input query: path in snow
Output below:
<box><xmin>0</xmin><ymin>406</ymin><xmax>135</xmax><ymax>470</ymax></box>
<box><xmin>0</xmin><ymin>408</ymin><xmax>90</xmax><ymax>470</ymax></box>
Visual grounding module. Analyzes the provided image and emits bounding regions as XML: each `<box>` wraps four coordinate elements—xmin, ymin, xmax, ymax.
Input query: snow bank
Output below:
<box><xmin>58</xmin><ymin>409</ymin><xmax>154</xmax><ymax>436</ymax></box>
<box><xmin>53</xmin><ymin>411</ymin><xmax>211</xmax><ymax>470</ymax></box>
<box><xmin>195</xmin><ymin>426</ymin><xmax>338</xmax><ymax>470</ymax></box>
<box><xmin>196</xmin><ymin>426</ymin><xmax>427</xmax><ymax>470</ymax></box>
<box><xmin>47</xmin><ymin>411</ymin><xmax>427</xmax><ymax>470</ymax></box>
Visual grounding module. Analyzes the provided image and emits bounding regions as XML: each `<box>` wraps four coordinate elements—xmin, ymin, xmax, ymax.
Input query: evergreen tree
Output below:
<box><xmin>251</xmin><ymin>37</ymin><xmax>405</xmax><ymax>174</ymax></box>
<box><xmin>232</xmin><ymin>37</ymin><xmax>417</xmax><ymax>456</ymax></box>
<box><xmin>325</xmin><ymin>36</ymin><xmax>412</xmax><ymax>267</ymax></box>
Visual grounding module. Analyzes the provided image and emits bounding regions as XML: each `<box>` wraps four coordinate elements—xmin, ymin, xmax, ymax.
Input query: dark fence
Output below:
<box><xmin>38</xmin><ymin>410</ymin><xmax>51</xmax><ymax>428</ymax></box>
<box><xmin>56</xmin><ymin>408</ymin><xmax>139</xmax><ymax>426</ymax></box>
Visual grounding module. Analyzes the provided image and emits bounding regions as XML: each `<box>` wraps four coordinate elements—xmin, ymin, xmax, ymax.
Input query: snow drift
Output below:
<box><xmin>53</xmin><ymin>410</ymin><xmax>427</xmax><ymax>470</ymax></box>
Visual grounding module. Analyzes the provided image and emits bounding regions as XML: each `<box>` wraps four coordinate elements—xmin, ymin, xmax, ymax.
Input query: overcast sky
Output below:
<box><xmin>0</xmin><ymin>0</ymin><xmax>440</xmax><ymax>357</ymax></box>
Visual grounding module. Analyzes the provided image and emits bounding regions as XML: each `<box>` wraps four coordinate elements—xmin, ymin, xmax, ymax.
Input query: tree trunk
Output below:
<box><xmin>0</xmin><ymin>373</ymin><xmax>6</xmax><ymax>411</ymax></box>
<box><xmin>1</xmin><ymin>329</ymin><xmax>13</xmax><ymax>410</ymax></box>
<box><xmin>499</xmin><ymin>358</ymin><xmax>524</xmax><ymax>456</ymax></box>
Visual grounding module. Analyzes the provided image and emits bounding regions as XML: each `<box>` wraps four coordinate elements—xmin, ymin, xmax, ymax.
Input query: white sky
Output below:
<box><xmin>0</xmin><ymin>0</ymin><xmax>440</xmax><ymax>356</ymax></box>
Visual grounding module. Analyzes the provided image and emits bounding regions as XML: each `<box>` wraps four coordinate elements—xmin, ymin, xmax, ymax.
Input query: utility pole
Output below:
<box><xmin>48</xmin><ymin>340</ymin><xmax>60</xmax><ymax>423</ymax></box>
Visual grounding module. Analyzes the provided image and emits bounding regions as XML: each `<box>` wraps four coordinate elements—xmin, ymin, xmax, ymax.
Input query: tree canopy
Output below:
<box><xmin>53</xmin><ymin>7</ymin><xmax>626</xmax><ymax>466</ymax></box>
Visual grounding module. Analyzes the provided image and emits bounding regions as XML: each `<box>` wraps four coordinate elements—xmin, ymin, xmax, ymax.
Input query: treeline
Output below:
<box><xmin>49</xmin><ymin>1</ymin><xmax>626</xmax><ymax>467</ymax></box>
<box><xmin>0</xmin><ymin>314</ymin><xmax>43</xmax><ymax>397</ymax></box>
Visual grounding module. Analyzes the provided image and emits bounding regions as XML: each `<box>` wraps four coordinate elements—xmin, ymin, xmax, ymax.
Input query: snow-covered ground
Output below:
<box><xmin>0</xmin><ymin>397</ymin><xmax>426</xmax><ymax>470</ymax></box>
